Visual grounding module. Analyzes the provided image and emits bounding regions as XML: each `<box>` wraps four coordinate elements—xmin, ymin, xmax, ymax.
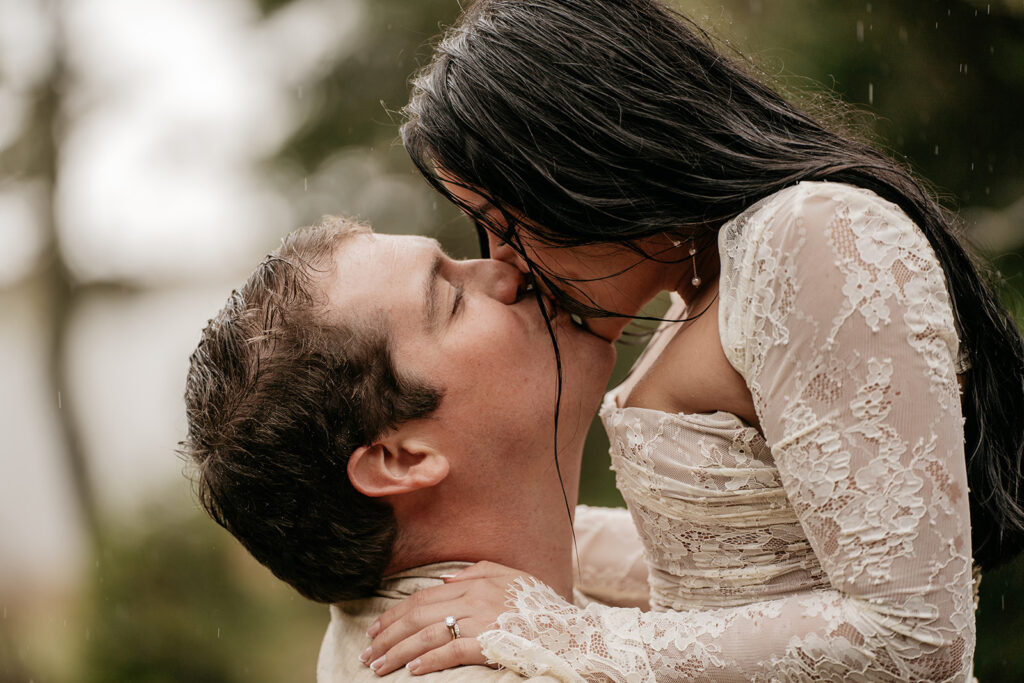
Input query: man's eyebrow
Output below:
<box><xmin>423</xmin><ymin>251</ymin><xmax>444</xmax><ymax>330</ymax></box>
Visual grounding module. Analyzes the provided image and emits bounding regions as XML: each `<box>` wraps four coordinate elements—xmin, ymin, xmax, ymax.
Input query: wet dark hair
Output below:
<box><xmin>182</xmin><ymin>216</ymin><xmax>442</xmax><ymax>602</ymax></box>
<box><xmin>402</xmin><ymin>0</ymin><xmax>1024</xmax><ymax>568</ymax></box>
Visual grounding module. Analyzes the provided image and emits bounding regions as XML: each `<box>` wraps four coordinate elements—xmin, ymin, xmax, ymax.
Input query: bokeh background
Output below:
<box><xmin>3</xmin><ymin>0</ymin><xmax>1023</xmax><ymax>680</ymax></box>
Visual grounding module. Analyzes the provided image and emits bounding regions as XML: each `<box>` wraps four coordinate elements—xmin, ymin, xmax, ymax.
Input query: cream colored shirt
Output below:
<box><xmin>317</xmin><ymin>561</ymin><xmax>561</xmax><ymax>682</ymax></box>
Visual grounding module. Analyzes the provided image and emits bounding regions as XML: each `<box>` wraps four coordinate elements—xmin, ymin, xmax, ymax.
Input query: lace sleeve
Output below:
<box><xmin>477</xmin><ymin>183</ymin><xmax>976</xmax><ymax>682</ymax></box>
<box><xmin>573</xmin><ymin>505</ymin><xmax>649</xmax><ymax>609</ymax></box>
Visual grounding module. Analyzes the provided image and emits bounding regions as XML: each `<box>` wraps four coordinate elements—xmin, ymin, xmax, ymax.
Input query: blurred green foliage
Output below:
<box><xmin>17</xmin><ymin>0</ymin><xmax>1022</xmax><ymax>680</ymax></box>
<box><xmin>79</xmin><ymin>511</ymin><xmax>326</xmax><ymax>683</ymax></box>
<box><xmin>976</xmin><ymin>554</ymin><xmax>1024</xmax><ymax>679</ymax></box>
<box><xmin>709</xmin><ymin>0</ymin><xmax>1024</xmax><ymax>207</ymax></box>
<box><xmin>270</xmin><ymin>0</ymin><xmax>462</xmax><ymax>171</ymax></box>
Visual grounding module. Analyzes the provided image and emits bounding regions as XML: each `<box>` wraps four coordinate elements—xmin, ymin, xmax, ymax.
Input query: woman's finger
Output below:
<box><xmin>405</xmin><ymin>636</ymin><xmax>490</xmax><ymax>676</ymax></box>
<box><xmin>366</xmin><ymin>599</ymin><xmax>465</xmax><ymax>665</ymax></box>
<box><xmin>368</xmin><ymin>617</ymin><xmax>463</xmax><ymax>676</ymax></box>
<box><xmin>367</xmin><ymin>582</ymin><xmax>468</xmax><ymax>638</ymax></box>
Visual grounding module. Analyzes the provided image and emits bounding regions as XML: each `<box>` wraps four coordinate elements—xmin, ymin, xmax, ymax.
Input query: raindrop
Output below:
<box><xmin>857</xmin><ymin>20</ymin><xmax>865</xmax><ymax>42</ymax></box>
<box><xmin>217</xmin><ymin>627</ymin><xmax>221</xmax><ymax>639</ymax></box>
<box><xmin>971</xmin><ymin>163</ymin><xmax>975</xmax><ymax>171</ymax></box>
<box><xmin>934</xmin><ymin>145</ymin><xmax>940</xmax><ymax>156</ymax></box>
<box><xmin>866</xmin><ymin>2</ymin><xmax>872</xmax><ymax>12</ymax></box>
<box><xmin>935</xmin><ymin>21</ymin><xmax>939</xmax><ymax>29</ymax></box>
<box><xmin>304</xmin><ymin>177</ymin><xmax>308</xmax><ymax>192</ymax></box>
<box><xmin>868</xmin><ymin>82</ymin><xmax>874</xmax><ymax>104</ymax></box>
<box><xmin>58</xmin><ymin>391</ymin><xmax>62</xmax><ymax>409</ymax></box>
<box><xmin>985</xmin><ymin>187</ymin><xmax>991</xmax><ymax>195</ymax></box>
<box><xmin>987</xmin><ymin>4</ymin><xmax>991</xmax><ymax>14</ymax></box>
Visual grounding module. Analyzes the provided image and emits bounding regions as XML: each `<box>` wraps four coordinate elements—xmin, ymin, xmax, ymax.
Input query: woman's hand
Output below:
<box><xmin>362</xmin><ymin>561</ymin><xmax>533</xmax><ymax>676</ymax></box>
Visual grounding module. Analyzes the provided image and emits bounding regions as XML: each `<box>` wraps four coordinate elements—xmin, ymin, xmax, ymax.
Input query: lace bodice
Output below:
<box><xmin>478</xmin><ymin>182</ymin><xmax>976</xmax><ymax>681</ymax></box>
<box><xmin>600</xmin><ymin>396</ymin><xmax>829</xmax><ymax>612</ymax></box>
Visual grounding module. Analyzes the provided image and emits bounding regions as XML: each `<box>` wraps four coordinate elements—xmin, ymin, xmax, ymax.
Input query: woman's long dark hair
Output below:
<box><xmin>401</xmin><ymin>0</ymin><xmax>1024</xmax><ymax>569</ymax></box>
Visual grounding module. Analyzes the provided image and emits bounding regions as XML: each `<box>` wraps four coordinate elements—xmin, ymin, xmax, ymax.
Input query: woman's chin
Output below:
<box><xmin>583</xmin><ymin>317</ymin><xmax>626</xmax><ymax>344</ymax></box>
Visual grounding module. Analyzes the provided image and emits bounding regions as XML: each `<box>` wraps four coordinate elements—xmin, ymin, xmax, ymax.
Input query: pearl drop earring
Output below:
<box><xmin>689</xmin><ymin>239</ymin><xmax>701</xmax><ymax>287</ymax></box>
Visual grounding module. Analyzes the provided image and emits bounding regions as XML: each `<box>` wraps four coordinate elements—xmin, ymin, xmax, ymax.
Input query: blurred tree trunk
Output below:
<box><xmin>31</xmin><ymin>1</ymin><xmax>101</xmax><ymax>547</ymax></box>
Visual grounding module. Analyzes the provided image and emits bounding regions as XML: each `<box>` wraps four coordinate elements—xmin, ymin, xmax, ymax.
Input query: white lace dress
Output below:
<box><xmin>477</xmin><ymin>182</ymin><xmax>976</xmax><ymax>681</ymax></box>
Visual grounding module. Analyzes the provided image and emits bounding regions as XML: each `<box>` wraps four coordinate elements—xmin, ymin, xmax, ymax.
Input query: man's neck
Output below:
<box><xmin>389</xmin><ymin>491</ymin><xmax>577</xmax><ymax>600</ymax></box>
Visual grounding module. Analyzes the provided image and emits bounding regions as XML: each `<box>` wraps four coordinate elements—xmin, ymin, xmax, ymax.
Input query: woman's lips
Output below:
<box><xmin>557</xmin><ymin>302</ymin><xmax>600</xmax><ymax>337</ymax></box>
<box><xmin>519</xmin><ymin>279</ymin><xmax>557</xmax><ymax>318</ymax></box>
<box><xmin>543</xmin><ymin>296</ymin><xmax>599</xmax><ymax>336</ymax></box>
<box><xmin>520</xmin><ymin>280</ymin><xmax>603</xmax><ymax>339</ymax></box>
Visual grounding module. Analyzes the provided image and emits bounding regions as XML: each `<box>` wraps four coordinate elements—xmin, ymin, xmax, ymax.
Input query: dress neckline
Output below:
<box><xmin>601</xmin><ymin>386</ymin><xmax>752</xmax><ymax>431</ymax></box>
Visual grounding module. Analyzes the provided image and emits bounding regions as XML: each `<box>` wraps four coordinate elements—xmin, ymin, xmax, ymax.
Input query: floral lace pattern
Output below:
<box><xmin>600</xmin><ymin>405</ymin><xmax>829</xmax><ymax>612</ymax></box>
<box><xmin>479</xmin><ymin>183</ymin><xmax>975</xmax><ymax>681</ymax></box>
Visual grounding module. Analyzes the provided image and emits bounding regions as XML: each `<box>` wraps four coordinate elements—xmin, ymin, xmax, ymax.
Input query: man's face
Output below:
<box><xmin>321</xmin><ymin>232</ymin><xmax>616</xmax><ymax>489</ymax></box>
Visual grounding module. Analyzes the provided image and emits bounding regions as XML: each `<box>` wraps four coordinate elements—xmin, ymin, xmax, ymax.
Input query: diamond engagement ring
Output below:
<box><xmin>444</xmin><ymin>615</ymin><xmax>461</xmax><ymax>640</ymax></box>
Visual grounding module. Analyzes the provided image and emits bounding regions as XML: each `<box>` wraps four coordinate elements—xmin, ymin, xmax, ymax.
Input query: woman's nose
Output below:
<box><xmin>485</xmin><ymin>231</ymin><xmax>527</xmax><ymax>271</ymax></box>
<box><xmin>470</xmin><ymin>258</ymin><xmax>524</xmax><ymax>305</ymax></box>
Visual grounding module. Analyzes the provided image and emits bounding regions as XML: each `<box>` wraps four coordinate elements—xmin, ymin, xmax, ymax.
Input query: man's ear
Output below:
<box><xmin>347</xmin><ymin>429</ymin><xmax>450</xmax><ymax>498</ymax></box>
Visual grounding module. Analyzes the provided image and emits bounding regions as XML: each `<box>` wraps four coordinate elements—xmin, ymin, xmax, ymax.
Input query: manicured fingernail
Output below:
<box><xmin>359</xmin><ymin>647</ymin><xmax>371</xmax><ymax>664</ymax></box>
<box><xmin>370</xmin><ymin>656</ymin><xmax>386</xmax><ymax>672</ymax></box>
<box><xmin>366</xmin><ymin>621</ymin><xmax>381</xmax><ymax>638</ymax></box>
<box><xmin>439</xmin><ymin>573</ymin><xmax>457</xmax><ymax>579</ymax></box>
<box><xmin>407</xmin><ymin>659</ymin><xmax>421</xmax><ymax>674</ymax></box>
